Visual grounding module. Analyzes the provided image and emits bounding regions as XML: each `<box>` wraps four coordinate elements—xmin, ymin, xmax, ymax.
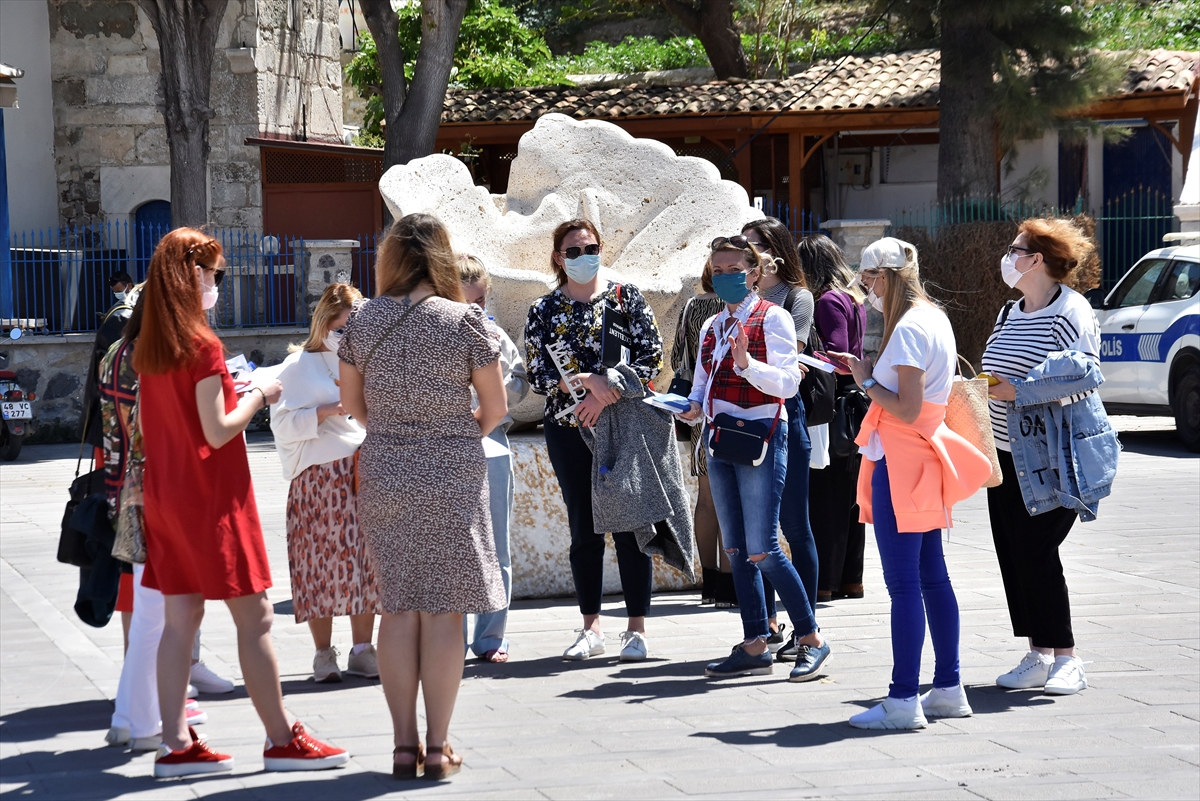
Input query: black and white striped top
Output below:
<box><xmin>980</xmin><ymin>285</ymin><xmax>1101</xmax><ymax>452</ymax></box>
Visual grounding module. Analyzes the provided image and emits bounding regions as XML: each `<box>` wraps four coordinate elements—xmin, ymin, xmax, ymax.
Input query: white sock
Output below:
<box><xmin>350</xmin><ymin>643</ymin><xmax>371</xmax><ymax>656</ymax></box>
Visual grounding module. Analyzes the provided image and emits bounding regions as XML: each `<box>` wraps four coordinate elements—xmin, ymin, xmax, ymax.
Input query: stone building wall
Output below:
<box><xmin>47</xmin><ymin>0</ymin><xmax>343</xmax><ymax>233</ymax></box>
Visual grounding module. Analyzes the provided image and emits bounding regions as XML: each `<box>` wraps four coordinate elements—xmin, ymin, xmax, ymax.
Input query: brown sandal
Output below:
<box><xmin>392</xmin><ymin>743</ymin><xmax>424</xmax><ymax>779</ymax></box>
<box><xmin>423</xmin><ymin>743</ymin><xmax>462</xmax><ymax>780</ymax></box>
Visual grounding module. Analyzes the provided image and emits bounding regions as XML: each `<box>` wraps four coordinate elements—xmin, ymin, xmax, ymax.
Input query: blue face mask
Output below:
<box><xmin>563</xmin><ymin>253</ymin><xmax>601</xmax><ymax>283</ymax></box>
<box><xmin>712</xmin><ymin>271</ymin><xmax>752</xmax><ymax>305</ymax></box>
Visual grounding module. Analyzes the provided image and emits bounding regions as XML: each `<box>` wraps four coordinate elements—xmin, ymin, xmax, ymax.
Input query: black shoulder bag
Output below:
<box><xmin>57</xmin><ymin>423</ymin><xmax>107</xmax><ymax>568</ymax></box>
<box><xmin>667</xmin><ymin>296</ymin><xmax>695</xmax><ymax>441</ymax></box>
<box><xmin>784</xmin><ymin>288</ymin><xmax>835</xmax><ymax>426</ymax></box>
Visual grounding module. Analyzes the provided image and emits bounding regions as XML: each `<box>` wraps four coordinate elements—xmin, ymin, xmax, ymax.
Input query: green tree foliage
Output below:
<box><xmin>345</xmin><ymin>0</ymin><xmax>567</xmax><ymax>144</ymax></box>
<box><xmin>1083</xmin><ymin>0</ymin><xmax>1200</xmax><ymax>50</ymax></box>
<box><xmin>551</xmin><ymin>35</ymin><xmax>709</xmax><ymax>72</ymax></box>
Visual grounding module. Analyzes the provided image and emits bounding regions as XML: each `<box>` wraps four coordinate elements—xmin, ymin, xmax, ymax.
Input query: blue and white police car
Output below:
<box><xmin>1089</xmin><ymin>241</ymin><xmax>1200</xmax><ymax>451</ymax></box>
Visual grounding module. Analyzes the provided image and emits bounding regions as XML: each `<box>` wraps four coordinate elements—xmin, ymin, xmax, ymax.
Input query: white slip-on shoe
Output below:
<box><xmin>130</xmin><ymin>734</ymin><xmax>162</xmax><ymax>752</ymax></box>
<box><xmin>618</xmin><ymin>631</ymin><xmax>648</xmax><ymax>662</ymax></box>
<box><xmin>562</xmin><ymin>629</ymin><xmax>606</xmax><ymax>660</ymax></box>
<box><xmin>996</xmin><ymin>650</ymin><xmax>1053</xmax><ymax>689</ymax></box>
<box><xmin>1044</xmin><ymin>656</ymin><xmax>1088</xmax><ymax>695</ymax></box>
<box><xmin>186</xmin><ymin>683</ymin><xmax>198</xmax><ymax>699</ymax></box>
<box><xmin>313</xmin><ymin>647</ymin><xmax>342</xmax><ymax>683</ymax></box>
<box><xmin>190</xmin><ymin>661</ymin><xmax>235</xmax><ymax>694</ymax></box>
<box><xmin>920</xmin><ymin>684</ymin><xmax>973</xmax><ymax>718</ymax></box>
<box><xmin>848</xmin><ymin>696</ymin><xmax>928</xmax><ymax>730</ymax></box>
<box><xmin>105</xmin><ymin>726</ymin><xmax>130</xmax><ymax>747</ymax></box>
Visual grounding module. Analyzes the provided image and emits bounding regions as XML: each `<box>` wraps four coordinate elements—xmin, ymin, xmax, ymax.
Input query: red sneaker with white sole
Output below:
<box><xmin>263</xmin><ymin>722</ymin><xmax>349</xmax><ymax>772</ymax></box>
<box><xmin>153</xmin><ymin>727</ymin><xmax>233</xmax><ymax>778</ymax></box>
<box><xmin>185</xmin><ymin>703</ymin><xmax>208</xmax><ymax>726</ymax></box>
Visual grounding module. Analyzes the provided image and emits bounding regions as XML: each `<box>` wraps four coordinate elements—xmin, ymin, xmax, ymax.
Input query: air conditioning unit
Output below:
<box><xmin>836</xmin><ymin>153</ymin><xmax>870</xmax><ymax>187</ymax></box>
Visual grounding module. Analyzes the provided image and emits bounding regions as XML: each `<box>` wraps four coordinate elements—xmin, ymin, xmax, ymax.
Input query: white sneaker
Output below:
<box><xmin>848</xmin><ymin>696</ymin><xmax>928</xmax><ymax>730</ymax></box>
<box><xmin>996</xmin><ymin>650</ymin><xmax>1053</xmax><ymax>689</ymax></box>
<box><xmin>130</xmin><ymin>734</ymin><xmax>162</xmax><ymax>752</ymax></box>
<box><xmin>190</xmin><ymin>661</ymin><xmax>235</xmax><ymax>694</ymax></box>
<box><xmin>313</xmin><ymin>647</ymin><xmax>342</xmax><ymax>683</ymax></box>
<box><xmin>1044</xmin><ymin>656</ymin><xmax>1087</xmax><ymax>695</ymax></box>
<box><xmin>105</xmin><ymin>726</ymin><xmax>130</xmax><ymax>747</ymax></box>
<box><xmin>618</xmin><ymin>631</ymin><xmax>648</xmax><ymax>662</ymax></box>
<box><xmin>346</xmin><ymin>644</ymin><xmax>379</xmax><ymax>678</ymax></box>
<box><xmin>186</xmin><ymin>684</ymin><xmax>198</xmax><ymax>699</ymax></box>
<box><xmin>920</xmin><ymin>684</ymin><xmax>973</xmax><ymax>718</ymax></box>
<box><xmin>562</xmin><ymin>629</ymin><xmax>605</xmax><ymax>660</ymax></box>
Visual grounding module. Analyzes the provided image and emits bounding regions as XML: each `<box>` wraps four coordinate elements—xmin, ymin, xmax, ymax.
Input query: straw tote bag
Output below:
<box><xmin>945</xmin><ymin>356</ymin><xmax>1003</xmax><ymax>489</ymax></box>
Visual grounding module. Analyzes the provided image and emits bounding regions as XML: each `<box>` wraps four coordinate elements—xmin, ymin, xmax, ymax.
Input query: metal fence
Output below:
<box><xmin>763</xmin><ymin>202</ymin><xmax>825</xmax><ymax>240</ymax></box>
<box><xmin>353</xmin><ymin>233</ymin><xmax>379</xmax><ymax>299</ymax></box>
<box><xmin>891</xmin><ymin>188</ymin><xmax>1180</xmax><ymax>290</ymax></box>
<box><xmin>4</xmin><ymin>222</ymin><xmax>307</xmax><ymax>334</ymax></box>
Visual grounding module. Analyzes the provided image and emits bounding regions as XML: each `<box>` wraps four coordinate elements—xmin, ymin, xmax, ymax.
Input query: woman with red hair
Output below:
<box><xmin>134</xmin><ymin>228</ymin><xmax>348</xmax><ymax>778</ymax></box>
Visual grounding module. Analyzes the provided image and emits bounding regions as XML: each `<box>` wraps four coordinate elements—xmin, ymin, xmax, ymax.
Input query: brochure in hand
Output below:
<box><xmin>643</xmin><ymin>392</ymin><xmax>693</xmax><ymax>414</ymax></box>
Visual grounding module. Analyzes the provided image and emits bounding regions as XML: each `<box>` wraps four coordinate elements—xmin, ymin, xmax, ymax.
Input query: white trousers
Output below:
<box><xmin>110</xmin><ymin>563</ymin><xmax>163</xmax><ymax>738</ymax></box>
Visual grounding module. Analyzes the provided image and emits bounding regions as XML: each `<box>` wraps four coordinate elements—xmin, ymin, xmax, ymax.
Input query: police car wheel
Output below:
<box><xmin>1174</xmin><ymin>365</ymin><xmax>1200</xmax><ymax>453</ymax></box>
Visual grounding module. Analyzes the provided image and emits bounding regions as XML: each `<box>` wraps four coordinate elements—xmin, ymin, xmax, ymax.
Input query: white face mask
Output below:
<box><xmin>200</xmin><ymin>280</ymin><xmax>219</xmax><ymax>310</ymax></box>
<box><xmin>323</xmin><ymin>330</ymin><xmax>343</xmax><ymax>353</ymax></box>
<box><xmin>866</xmin><ymin>283</ymin><xmax>884</xmax><ymax>312</ymax></box>
<box><xmin>113</xmin><ymin>290</ymin><xmax>127</xmax><ymax>303</ymax></box>
<box><xmin>1000</xmin><ymin>252</ymin><xmax>1034</xmax><ymax>288</ymax></box>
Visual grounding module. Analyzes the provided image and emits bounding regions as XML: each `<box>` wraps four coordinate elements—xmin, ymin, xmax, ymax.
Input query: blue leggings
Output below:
<box><xmin>872</xmin><ymin>458</ymin><xmax>961</xmax><ymax>699</ymax></box>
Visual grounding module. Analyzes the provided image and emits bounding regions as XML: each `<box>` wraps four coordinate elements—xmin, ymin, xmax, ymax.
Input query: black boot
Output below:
<box><xmin>714</xmin><ymin>570</ymin><xmax>739</xmax><ymax>609</ymax></box>
<box><xmin>700</xmin><ymin>568</ymin><xmax>717</xmax><ymax>605</ymax></box>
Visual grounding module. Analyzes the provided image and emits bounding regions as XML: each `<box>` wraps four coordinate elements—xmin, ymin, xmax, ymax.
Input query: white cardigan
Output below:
<box><xmin>269</xmin><ymin>349</ymin><xmax>365</xmax><ymax>481</ymax></box>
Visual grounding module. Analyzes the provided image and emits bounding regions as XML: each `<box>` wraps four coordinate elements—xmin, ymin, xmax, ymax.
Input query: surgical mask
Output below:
<box><xmin>563</xmin><ymin>253</ymin><xmax>601</xmax><ymax>283</ymax></box>
<box><xmin>200</xmin><ymin>280</ymin><xmax>219</xmax><ymax>310</ymax></box>
<box><xmin>113</xmin><ymin>290</ymin><xmax>126</xmax><ymax>303</ymax></box>
<box><xmin>712</xmin><ymin>271</ymin><xmax>752</xmax><ymax>305</ymax></box>
<box><xmin>866</xmin><ymin>286</ymin><xmax>884</xmax><ymax>313</ymax></box>
<box><xmin>323</xmin><ymin>330</ymin><xmax>343</xmax><ymax>353</ymax></box>
<box><xmin>1000</xmin><ymin>252</ymin><xmax>1027</xmax><ymax>288</ymax></box>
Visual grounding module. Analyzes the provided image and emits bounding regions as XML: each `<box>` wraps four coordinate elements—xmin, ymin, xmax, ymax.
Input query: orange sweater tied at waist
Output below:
<box><xmin>855</xmin><ymin>401</ymin><xmax>991</xmax><ymax>533</ymax></box>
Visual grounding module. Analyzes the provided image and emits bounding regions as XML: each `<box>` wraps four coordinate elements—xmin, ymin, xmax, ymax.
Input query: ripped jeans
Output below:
<box><xmin>706</xmin><ymin>421</ymin><xmax>817</xmax><ymax>643</ymax></box>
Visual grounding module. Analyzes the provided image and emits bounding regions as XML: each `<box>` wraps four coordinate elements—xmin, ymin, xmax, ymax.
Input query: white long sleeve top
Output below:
<box><xmin>470</xmin><ymin>321</ymin><xmax>530</xmax><ymax>432</ymax></box>
<box><xmin>687</xmin><ymin>293</ymin><xmax>803</xmax><ymax>422</ymax></box>
<box><xmin>270</xmin><ymin>349</ymin><xmax>366</xmax><ymax>481</ymax></box>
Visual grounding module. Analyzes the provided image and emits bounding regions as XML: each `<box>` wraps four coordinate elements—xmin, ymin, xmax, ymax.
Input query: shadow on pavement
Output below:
<box><xmin>559</xmin><ymin>659</ymin><xmax>779</xmax><ymax>703</ymax></box>
<box><xmin>0</xmin><ymin>699</ymin><xmax>113</xmax><ymax>743</ymax></box>
<box><xmin>1116</xmin><ymin>428</ymin><xmax>1196</xmax><ymax>459</ymax></box>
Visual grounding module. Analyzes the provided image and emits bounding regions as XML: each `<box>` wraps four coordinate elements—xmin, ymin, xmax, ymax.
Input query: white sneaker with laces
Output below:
<box><xmin>562</xmin><ymin>629</ymin><xmax>606</xmax><ymax>660</ymax></box>
<box><xmin>848</xmin><ymin>696</ymin><xmax>927</xmax><ymax>730</ymax></box>
<box><xmin>1044</xmin><ymin>655</ymin><xmax>1087</xmax><ymax>695</ymax></box>
<box><xmin>919</xmin><ymin>684</ymin><xmax>973</xmax><ymax>718</ymax></box>
<box><xmin>190</xmin><ymin>661</ymin><xmax>235</xmax><ymax>694</ymax></box>
<box><xmin>996</xmin><ymin>650</ymin><xmax>1053</xmax><ymax>689</ymax></box>
<box><xmin>313</xmin><ymin>647</ymin><xmax>342</xmax><ymax>683</ymax></box>
<box><xmin>618</xmin><ymin>631</ymin><xmax>648</xmax><ymax>662</ymax></box>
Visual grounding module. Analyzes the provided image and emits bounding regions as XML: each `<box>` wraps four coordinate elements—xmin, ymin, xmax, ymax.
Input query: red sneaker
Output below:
<box><xmin>185</xmin><ymin>704</ymin><xmax>208</xmax><ymax>726</ymax></box>
<box><xmin>153</xmin><ymin>727</ymin><xmax>233</xmax><ymax>778</ymax></box>
<box><xmin>263</xmin><ymin>722</ymin><xmax>349</xmax><ymax>772</ymax></box>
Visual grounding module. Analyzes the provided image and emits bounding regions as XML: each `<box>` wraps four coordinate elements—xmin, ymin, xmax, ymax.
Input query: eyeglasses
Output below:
<box><xmin>558</xmin><ymin>244</ymin><xmax>600</xmax><ymax>259</ymax></box>
<box><xmin>711</xmin><ymin>235</ymin><xmax>754</xmax><ymax>251</ymax></box>
<box><xmin>1006</xmin><ymin>245</ymin><xmax>1034</xmax><ymax>257</ymax></box>
<box><xmin>199</xmin><ymin>265</ymin><xmax>226</xmax><ymax>286</ymax></box>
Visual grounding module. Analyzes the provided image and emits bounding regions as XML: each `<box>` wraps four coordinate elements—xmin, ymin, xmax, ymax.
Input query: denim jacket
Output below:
<box><xmin>1002</xmin><ymin>350</ymin><xmax>1120</xmax><ymax>521</ymax></box>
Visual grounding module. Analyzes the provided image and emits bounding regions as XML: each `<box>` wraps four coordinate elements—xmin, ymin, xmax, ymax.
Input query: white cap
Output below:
<box><xmin>859</xmin><ymin>237</ymin><xmax>918</xmax><ymax>272</ymax></box>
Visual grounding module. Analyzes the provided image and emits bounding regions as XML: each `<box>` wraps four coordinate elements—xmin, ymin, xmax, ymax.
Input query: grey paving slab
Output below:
<box><xmin>2</xmin><ymin>418</ymin><xmax>1197</xmax><ymax>799</ymax></box>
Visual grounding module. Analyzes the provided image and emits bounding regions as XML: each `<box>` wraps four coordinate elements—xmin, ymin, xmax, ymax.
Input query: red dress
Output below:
<box><xmin>139</xmin><ymin>336</ymin><xmax>272</xmax><ymax>599</ymax></box>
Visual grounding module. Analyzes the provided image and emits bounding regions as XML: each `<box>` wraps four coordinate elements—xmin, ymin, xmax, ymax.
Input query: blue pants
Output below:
<box><xmin>764</xmin><ymin>395</ymin><xmax>819</xmax><ymax>625</ymax></box>
<box><xmin>465</xmin><ymin>428</ymin><xmax>513</xmax><ymax>656</ymax></box>
<box><xmin>706</xmin><ymin>422</ymin><xmax>816</xmax><ymax>642</ymax></box>
<box><xmin>871</xmin><ymin>458</ymin><xmax>961</xmax><ymax>698</ymax></box>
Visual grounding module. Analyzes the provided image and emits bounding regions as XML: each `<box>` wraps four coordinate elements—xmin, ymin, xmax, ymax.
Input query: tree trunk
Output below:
<box><xmin>659</xmin><ymin>0</ymin><xmax>748</xmax><ymax>80</ymax></box>
<box><xmin>360</xmin><ymin>0</ymin><xmax>409</xmax><ymax>171</ymax></box>
<box><xmin>138</xmin><ymin>0</ymin><xmax>228</xmax><ymax>228</ymax></box>
<box><xmin>937</xmin><ymin>7</ymin><xmax>1000</xmax><ymax>201</ymax></box>
<box><xmin>394</xmin><ymin>0</ymin><xmax>469</xmax><ymax>164</ymax></box>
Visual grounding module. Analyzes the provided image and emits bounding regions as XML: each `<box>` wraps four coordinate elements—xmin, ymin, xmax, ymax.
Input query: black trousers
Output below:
<box><xmin>987</xmin><ymin>449</ymin><xmax>1078</xmax><ymax>648</ymax></box>
<box><xmin>810</xmin><ymin>451</ymin><xmax>865</xmax><ymax>592</ymax></box>
<box><xmin>543</xmin><ymin>419</ymin><xmax>653</xmax><ymax>618</ymax></box>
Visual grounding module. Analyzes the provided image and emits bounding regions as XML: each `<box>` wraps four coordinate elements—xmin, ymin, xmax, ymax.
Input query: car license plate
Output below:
<box><xmin>1</xmin><ymin>402</ymin><xmax>31</xmax><ymax>420</ymax></box>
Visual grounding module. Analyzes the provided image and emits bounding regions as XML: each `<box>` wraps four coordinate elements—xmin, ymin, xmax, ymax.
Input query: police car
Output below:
<box><xmin>1088</xmin><ymin>241</ymin><xmax>1200</xmax><ymax>451</ymax></box>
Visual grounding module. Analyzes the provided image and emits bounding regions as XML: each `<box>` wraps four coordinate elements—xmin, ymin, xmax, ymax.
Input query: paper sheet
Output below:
<box><xmin>796</xmin><ymin>351</ymin><xmax>837</xmax><ymax>373</ymax></box>
<box><xmin>482</xmin><ymin>436</ymin><xmax>512</xmax><ymax>458</ymax></box>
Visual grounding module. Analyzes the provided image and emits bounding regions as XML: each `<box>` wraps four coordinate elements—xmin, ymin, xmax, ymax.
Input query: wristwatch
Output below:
<box><xmin>861</xmin><ymin>377</ymin><xmax>879</xmax><ymax>393</ymax></box>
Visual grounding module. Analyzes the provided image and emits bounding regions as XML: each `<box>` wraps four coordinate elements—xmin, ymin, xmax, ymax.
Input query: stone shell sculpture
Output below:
<box><xmin>378</xmin><ymin>112</ymin><xmax>762</xmax><ymax>422</ymax></box>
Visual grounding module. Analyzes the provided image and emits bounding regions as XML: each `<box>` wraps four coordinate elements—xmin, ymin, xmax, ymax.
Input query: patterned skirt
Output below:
<box><xmin>285</xmin><ymin>455</ymin><xmax>383</xmax><ymax>622</ymax></box>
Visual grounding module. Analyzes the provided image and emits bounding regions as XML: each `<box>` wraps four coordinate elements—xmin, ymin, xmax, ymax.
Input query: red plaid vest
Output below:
<box><xmin>699</xmin><ymin>300</ymin><xmax>785</xmax><ymax>409</ymax></box>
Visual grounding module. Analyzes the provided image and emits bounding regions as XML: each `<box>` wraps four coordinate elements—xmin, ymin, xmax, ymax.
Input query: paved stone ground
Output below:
<box><xmin>1</xmin><ymin>417</ymin><xmax>1197</xmax><ymax>800</ymax></box>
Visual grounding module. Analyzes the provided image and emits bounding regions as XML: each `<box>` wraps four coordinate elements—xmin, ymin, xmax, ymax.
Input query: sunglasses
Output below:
<box><xmin>1006</xmin><ymin>245</ymin><xmax>1034</xmax><ymax>256</ymax></box>
<box><xmin>558</xmin><ymin>244</ymin><xmax>600</xmax><ymax>259</ymax></box>
<box><xmin>711</xmin><ymin>235</ymin><xmax>755</xmax><ymax>251</ymax></box>
<box><xmin>199</xmin><ymin>265</ymin><xmax>226</xmax><ymax>286</ymax></box>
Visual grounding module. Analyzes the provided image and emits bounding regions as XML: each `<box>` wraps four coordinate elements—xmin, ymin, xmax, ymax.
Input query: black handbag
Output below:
<box><xmin>783</xmin><ymin>289</ymin><xmax>835</xmax><ymax>426</ymax></box>
<box><xmin>58</xmin><ymin>434</ymin><xmax>105</xmax><ymax>568</ymax></box>
<box><xmin>706</xmin><ymin>405</ymin><xmax>783</xmax><ymax>467</ymax></box>
<box><xmin>830</xmin><ymin>382</ymin><xmax>870</xmax><ymax>459</ymax></box>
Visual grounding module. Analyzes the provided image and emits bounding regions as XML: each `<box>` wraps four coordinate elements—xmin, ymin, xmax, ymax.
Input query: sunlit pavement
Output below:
<box><xmin>1</xmin><ymin>417</ymin><xmax>1196</xmax><ymax>800</ymax></box>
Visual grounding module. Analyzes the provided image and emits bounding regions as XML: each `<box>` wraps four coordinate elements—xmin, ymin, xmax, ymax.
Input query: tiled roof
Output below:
<box><xmin>442</xmin><ymin>48</ymin><xmax>1198</xmax><ymax>125</ymax></box>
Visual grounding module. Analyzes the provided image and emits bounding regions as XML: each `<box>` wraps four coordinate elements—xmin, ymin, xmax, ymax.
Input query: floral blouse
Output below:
<box><xmin>524</xmin><ymin>281</ymin><xmax>663</xmax><ymax>427</ymax></box>
<box><xmin>98</xmin><ymin>338</ymin><xmax>141</xmax><ymax>521</ymax></box>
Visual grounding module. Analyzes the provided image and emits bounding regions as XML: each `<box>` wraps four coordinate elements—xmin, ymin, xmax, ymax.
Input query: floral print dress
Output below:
<box><xmin>524</xmin><ymin>281</ymin><xmax>664</xmax><ymax>426</ymax></box>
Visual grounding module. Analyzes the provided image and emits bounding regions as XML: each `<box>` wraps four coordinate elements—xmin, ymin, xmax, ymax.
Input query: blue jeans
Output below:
<box><xmin>706</xmin><ymin>421</ymin><xmax>816</xmax><ymax>642</ymax></box>
<box><xmin>465</xmin><ymin>429</ymin><xmax>513</xmax><ymax>656</ymax></box>
<box><xmin>872</xmin><ymin>458</ymin><xmax>961</xmax><ymax>698</ymax></box>
<box><xmin>764</xmin><ymin>395</ymin><xmax>819</xmax><ymax>625</ymax></box>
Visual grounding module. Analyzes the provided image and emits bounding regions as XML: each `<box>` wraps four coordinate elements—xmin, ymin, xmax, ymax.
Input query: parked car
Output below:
<box><xmin>1087</xmin><ymin>242</ymin><xmax>1200</xmax><ymax>451</ymax></box>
